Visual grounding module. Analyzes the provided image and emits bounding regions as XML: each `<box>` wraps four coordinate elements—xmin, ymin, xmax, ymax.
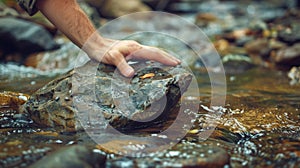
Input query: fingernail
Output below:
<box><xmin>125</xmin><ymin>68</ymin><xmax>135</xmax><ymax>77</ymax></box>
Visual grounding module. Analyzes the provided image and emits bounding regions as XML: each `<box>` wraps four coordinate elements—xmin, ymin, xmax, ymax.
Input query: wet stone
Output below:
<box><xmin>0</xmin><ymin>91</ymin><xmax>29</xmax><ymax>106</ymax></box>
<box><xmin>111</xmin><ymin>141</ymin><xmax>230</xmax><ymax>168</ymax></box>
<box><xmin>278</xmin><ymin>23</ymin><xmax>300</xmax><ymax>44</ymax></box>
<box><xmin>21</xmin><ymin>61</ymin><xmax>192</xmax><ymax>132</ymax></box>
<box><xmin>29</xmin><ymin>145</ymin><xmax>106</xmax><ymax>168</ymax></box>
<box><xmin>273</xmin><ymin>43</ymin><xmax>300</xmax><ymax>66</ymax></box>
<box><xmin>24</xmin><ymin>42</ymin><xmax>79</xmax><ymax>72</ymax></box>
<box><xmin>222</xmin><ymin>54</ymin><xmax>255</xmax><ymax>74</ymax></box>
<box><xmin>288</xmin><ymin>66</ymin><xmax>300</xmax><ymax>85</ymax></box>
<box><xmin>86</xmin><ymin>0</ymin><xmax>151</xmax><ymax>18</ymax></box>
<box><xmin>0</xmin><ymin>17</ymin><xmax>59</xmax><ymax>55</ymax></box>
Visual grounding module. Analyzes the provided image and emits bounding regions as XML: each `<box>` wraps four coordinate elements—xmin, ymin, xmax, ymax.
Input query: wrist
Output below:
<box><xmin>82</xmin><ymin>35</ymin><xmax>114</xmax><ymax>60</ymax></box>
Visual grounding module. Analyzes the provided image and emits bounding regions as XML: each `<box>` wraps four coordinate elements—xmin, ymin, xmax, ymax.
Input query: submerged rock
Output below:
<box><xmin>288</xmin><ymin>66</ymin><xmax>300</xmax><ymax>85</ymax></box>
<box><xmin>222</xmin><ymin>54</ymin><xmax>255</xmax><ymax>74</ymax></box>
<box><xmin>110</xmin><ymin>141</ymin><xmax>230</xmax><ymax>168</ymax></box>
<box><xmin>278</xmin><ymin>23</ymin><xmax>300</xmax><ymax>44</ymax></box>
<box><xmin>29</xmin><ymin>145</ymin><xmax>106</xmax><ymax>168</ymax></box>
<box><xmin>273</xmin><ymin>43</ymin><xmax>300</xmax><ymax>66</ymax></box>
<box><xmin>0</xmin><ymin>17</ymin><xmax>59</xmax><ymax>56</ymax></box>
<box><xmin>21</xmin><ymin>61</ymin><xmax>192</xmax><ymax>132</ymax></box>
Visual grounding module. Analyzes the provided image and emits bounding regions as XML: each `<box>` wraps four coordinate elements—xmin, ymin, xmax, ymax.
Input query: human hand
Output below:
<box><xmin>86</xmin><ymin>39</ymin><xmax>181</xmax><ymax>77</ymax></box>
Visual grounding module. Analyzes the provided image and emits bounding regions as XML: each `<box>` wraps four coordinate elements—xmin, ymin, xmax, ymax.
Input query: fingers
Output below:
<box><xmin>128</xmin><ymin>46</ymin><xmax>181</xmax><ymax>66</ymax></box>
<box><xmin>107</xmin><ymin>50</ymin><xmax>135</xmax><ymax>77</ymax></box>
<box><xmin>118</xmin><ymin>40</ymin><xmax>142</xmax><ymax>55</ymax></box>
<box><xmin>98</xmin><ymin>40</ymin><xmax>181</xmax><ymax>78</ymax></box>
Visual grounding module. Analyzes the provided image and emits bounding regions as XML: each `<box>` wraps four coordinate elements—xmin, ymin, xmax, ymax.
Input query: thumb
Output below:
<box><xmin>111</xmin><ymin>51</ymin><xmax>135</xmax><ymax>77</ymax></box>
<box><xmin>117</xmin><ymin>60</ymin><xmax>135</xmax><ymax>77</ymax></box>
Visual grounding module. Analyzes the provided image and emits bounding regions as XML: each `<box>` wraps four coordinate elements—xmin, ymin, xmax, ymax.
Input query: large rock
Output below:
<box><xmin>21</xmin><ymin>61</ymin><xmax>192</xmax><ymax>132</ymax></box>
<box><xmin>0</xmin><ymin>17</ymin><xmax>59</xmax><ymax>55</ymax></box>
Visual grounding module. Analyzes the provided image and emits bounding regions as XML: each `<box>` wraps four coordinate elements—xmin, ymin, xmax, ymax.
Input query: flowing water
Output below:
<box><xmin>1</xmin><ymin>0</ymin><xmax>300</xmax><ymax>167</ymax></box>
<box><xmin>0</xmin><ymin>63</ymin><xmax>299</xmax><ymax>167</ymax></box>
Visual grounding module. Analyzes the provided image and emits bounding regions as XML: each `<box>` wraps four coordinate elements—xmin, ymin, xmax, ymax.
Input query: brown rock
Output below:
<box><xmin>195</xmin><ymin>13</ymin><xmax>218</xmax><ymax>27</ymax></box>
<box><xmin>245</xmin><ymin>39</ymin><xmax>270</xmax><ymax>66</ymax></box>
<box><xmin>0</xmin><ymin>91</ymin><xmax>29</xmax><ymax>106</ymax></box>
<box><xmin>214</xmin><ymin>39</ymin><xmax>230</xmax><ymax>56</ymax></box>
<box><xmin>245</xmin><ymin>39</ymin><xmax>270</xmax><ymax>58</ymax></box>
<box><xmin>272</xmin><ymin>43</ymin><xmax>300</xmax><ymax>66</ymax></box>
<box><xmin>86</xmin><ymin>0</ymin><xmax>151</xmax><ymax>18</ymax></box>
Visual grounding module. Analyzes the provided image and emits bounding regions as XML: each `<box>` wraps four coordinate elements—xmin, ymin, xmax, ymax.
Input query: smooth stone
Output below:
<box><xmin>0</xmin><ymin>17</ymin><xmax>59</xmax><ymax>55</ymax></box>
<box><xmin>245</xmin><ymin>39</ymin><xmax>270</xmax><ymax>59</ymax></box>
<box><xmin>29</xmin><ymin>145</ymin><xmax>106</xmax><ymax>168</ymax></box>
<box><xmin>86</xmin><ymin>0</ymin><xmax>150</xmax><ymax>18</ymax></box>
<box><xmin>288</xmin><ymin>66</ymin><xmax>300</xmax><ymax>85</ymax></box>
<box><xmin>111</xmin><ymin>141</ymin><xmax>230</xmax><ymax>168</ymax></box>
<box><xmin>21</xmin><ymin>61</ymin><xmax>192</xmax><ymax>132</ymax></box>
<box><xmin>222</xmin><ymin>54</ymin><xmax>255</xmax><ymax>74</ymax></box>
<box><xmin>273</xmin><ymin>43</ymin><xmax>300</xmax><ymax>66</ymax></box>
<box><xmin>278</xmin><ymin>23</ymin><xmax>300</xmax><ymax>44</ymax></box>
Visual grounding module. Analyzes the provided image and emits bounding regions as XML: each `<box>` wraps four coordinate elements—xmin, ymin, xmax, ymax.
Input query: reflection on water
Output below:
<box><xmin>0</xmin><ymin>65</ymin><xmax>300</xmax><ymax>167</ymax></box>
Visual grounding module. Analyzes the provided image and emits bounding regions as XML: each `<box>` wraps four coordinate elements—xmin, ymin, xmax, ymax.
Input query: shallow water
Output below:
<box><xmin>0</xmin><ymin>64</ymin><xmax>299</xmax><ymax>167</ymax></box>
<box><xmin>1</xmin><ymin>0</ymin><xmax>300</xmax><ymax>166</ymax></box>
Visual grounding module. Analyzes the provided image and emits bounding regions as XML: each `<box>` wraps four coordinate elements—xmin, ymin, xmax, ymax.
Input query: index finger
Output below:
<box><xmin>127</xmin><ymin>46</ymin><xmax>181</xmax><ymax>66</ymax></box>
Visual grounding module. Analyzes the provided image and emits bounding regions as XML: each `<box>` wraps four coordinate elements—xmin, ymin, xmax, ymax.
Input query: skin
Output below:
<box><xmin>36</xmin><ymin>0</ymin><xmax>181</xmax><ymax>77</ymax></box>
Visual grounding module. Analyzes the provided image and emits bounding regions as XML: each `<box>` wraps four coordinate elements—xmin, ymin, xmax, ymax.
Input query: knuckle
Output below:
<box><xmin>106</xmin><ymin>51</ymin><xmax>117</xmax><ymax>59</ymax></box>
<box><xmin>125</xmin><ymin>40</ymin><xmax>140</xmax><ymax>48</ymax></box>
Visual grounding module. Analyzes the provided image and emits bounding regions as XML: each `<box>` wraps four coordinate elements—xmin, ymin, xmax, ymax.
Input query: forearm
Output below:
<box><xmin>36</xmin><ymin>0</ymin><xmax>105</xmax><ymax>51</ymax></box>
<box><xmin>34</xmin><ymin>0</ymin><xmax>180</xmax><ymax>77</ymax></box>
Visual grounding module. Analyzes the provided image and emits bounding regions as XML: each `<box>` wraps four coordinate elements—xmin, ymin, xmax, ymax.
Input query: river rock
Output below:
<box><xmin>0</xmin><ymin>91</ymin><xmax>29</xmax><ymax>106</ymax></box>
<box><xmin>222</xmin><ymin>54</ymin><xmax>255</xmax><ymax>74</ymax></box>
<box><xmin>288</xmin><ymin>66</ymin><xmax>300</xmax><ymax>85</ymax></box>
<box><xmin>110</xmin><ymin>141</ymin><xmax>230</xmax><ymax>168</ymax></box>
<box><xmin>245</xmin><ymin>39</ymin><xmax>270</xmax><ymax>59</ymax></box>
<box><xmin>21</xmin><ymin>61</ymin><xmax>192</xmax><ymax>132</ymax></box>
<box><xmin>29</xmin><ymin>145</ymin><xmax>106</xmax><ymax>168</ymax></box>
<box><xmin>24</xmin><ymin>42</ymin><xmax>79</xmax><ymax>71</ymax></box>
<box><xmin>278</xmin><ymin>23</ymin><xmax>300</xmax><ymax>44</ymax></box>
<box><xmin>0</xmin><ymin>17</ymin><xmax>59</xmax><ymax>56</ymax></box>
<box><xmin>272</xmin><ymin>43</ymin><xmax>300</xmax><ymax>66</ymax></box>
<box><xmin>86</xmin><ymin>0</ymin><xmax>151</xmax><ymax>18</ymax></box>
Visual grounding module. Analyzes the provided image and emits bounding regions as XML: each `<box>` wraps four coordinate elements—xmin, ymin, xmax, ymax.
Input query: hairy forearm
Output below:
<box><xmin>35</xmin><ymin>0</ymin><xmax>180</xmax><ymax>77</ymax></box>
<box><xmin>37</xmin><ymin>0</ymin><xmax>103</xmax><ymax>49</ymax></box>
